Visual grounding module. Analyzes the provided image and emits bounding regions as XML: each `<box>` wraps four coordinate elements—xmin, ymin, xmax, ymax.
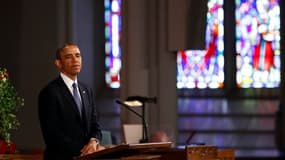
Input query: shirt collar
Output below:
<box><xmin>60</xmin><ymin>72</ymin><xmax>78</xmax><ymax>88</ymax></box>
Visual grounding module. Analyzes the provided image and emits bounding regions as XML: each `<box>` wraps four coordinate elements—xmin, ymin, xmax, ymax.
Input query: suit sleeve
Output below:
<box><xmin>88</xmin><ymin>89</ymin><xmax>102</xmax><ymax>141</ymax></box>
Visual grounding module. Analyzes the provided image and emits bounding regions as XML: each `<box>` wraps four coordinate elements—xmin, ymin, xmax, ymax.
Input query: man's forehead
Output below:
<box><xmin>62</xmin><ymin>45</ymin><xmax>80</xmax><ymax>54</ymax></box>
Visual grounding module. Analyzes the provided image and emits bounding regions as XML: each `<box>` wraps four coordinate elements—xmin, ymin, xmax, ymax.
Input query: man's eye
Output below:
<box><xmin>64</xmin><ymin>55</ymin><xmax>72</xmax><ymax>59</ymax></box>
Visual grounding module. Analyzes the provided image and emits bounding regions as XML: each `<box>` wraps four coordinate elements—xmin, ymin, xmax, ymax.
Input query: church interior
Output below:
<box><xmin>1</xmin><ymin>0</ymin><xmax>285</xmax><ymax>159</ymax></box>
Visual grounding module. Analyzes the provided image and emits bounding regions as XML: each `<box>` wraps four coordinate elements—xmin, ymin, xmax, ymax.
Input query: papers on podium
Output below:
<box><xmin>123</xmin><ymin>124</ymin><xmax>143</xmax><ymax>144</ymax></box>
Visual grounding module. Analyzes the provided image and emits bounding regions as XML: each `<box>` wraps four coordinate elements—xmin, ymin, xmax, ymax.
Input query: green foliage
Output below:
<box><xmin>0</xmin><ymin>68</ymin><xmax>24</xmax><ymax>143</ymax></box>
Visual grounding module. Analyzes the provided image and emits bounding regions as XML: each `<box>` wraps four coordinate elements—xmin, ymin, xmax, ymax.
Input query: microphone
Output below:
<box><xmin>116</xmin><ymin>99</ymin><xmax>149</xmax><ymax>143</ymax></box>
<box><xmin>126</xmin><ymin>96</ymin><xmax>157</xmax><ymax>104</ymax></box>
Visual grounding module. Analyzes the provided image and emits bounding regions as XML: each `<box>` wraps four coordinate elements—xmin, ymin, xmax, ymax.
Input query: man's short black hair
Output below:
<box><xmin>56</xmin><ymin>43</ymin><xmax>78</xmax><ymax>60</ymax></box>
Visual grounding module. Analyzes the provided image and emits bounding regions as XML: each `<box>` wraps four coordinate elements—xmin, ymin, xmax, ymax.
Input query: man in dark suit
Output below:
<box><xmin>38</xmin><ymin>44</ymin><xmax>104</xmax><ymax>160</ymax></box>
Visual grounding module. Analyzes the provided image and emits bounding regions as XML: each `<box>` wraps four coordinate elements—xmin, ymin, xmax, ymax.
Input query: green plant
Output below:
<box><xmin>0</xmin><ymin>68</ymin><xmax>24</xmax><ymax>143</ymax></box>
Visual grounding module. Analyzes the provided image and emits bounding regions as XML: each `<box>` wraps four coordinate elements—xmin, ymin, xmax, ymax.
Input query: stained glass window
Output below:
<box><xmin>177</xmin><ymin>0</ymin><xmax>224</xmax><ymax>89</ymax></box>
<box><xmin>105</xmin><ymin>0</ymin><xmax>122</xmax><ymax>88</ymax></box>
<box><xmin>236</xmin><ymin>0</ymin><xmax>280</xmax><ymax>88</ymax></box>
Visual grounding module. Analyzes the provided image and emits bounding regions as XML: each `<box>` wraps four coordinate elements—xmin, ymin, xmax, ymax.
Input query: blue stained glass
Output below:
<box><xmin>105</xmin><ymin>11</ymin><xmax>110</xmax><ymax>22</ymax></box>
<box><xmin>104</xmin><ymin>0</ymin><xmax>110</xmax><ymax>8</ymax></box>
<box><xmin>105</xmin><ymin>27</ymin><xmax>110</xmax><ymax>38</ymax></box>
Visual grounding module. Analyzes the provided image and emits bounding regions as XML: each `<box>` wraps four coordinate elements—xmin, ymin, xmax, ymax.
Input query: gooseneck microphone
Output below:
<box><xmin>115</xmin><ymin>99</ymin><xmax>149</xmax><ymax>143</ymax></box>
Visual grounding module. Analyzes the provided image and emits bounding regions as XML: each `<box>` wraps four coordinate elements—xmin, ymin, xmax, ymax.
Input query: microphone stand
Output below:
<box><xmin>140</xmin><ymin>102</ymin><xmax>148</xmax><ymax>143</ymax></box>
<box><xmin>115</xmin><ymin>100</ymin><xmax>148</xmax><ymax>143</ymax></box>
<box><xmin>185</xmin><ymin>131</ymin><xmax>205</xmax><ymax>147</ymax></box>
<box><xmin>185</xmin><ymin>131</ymin><xmax>196</xmax><ymax>147</ymax></box>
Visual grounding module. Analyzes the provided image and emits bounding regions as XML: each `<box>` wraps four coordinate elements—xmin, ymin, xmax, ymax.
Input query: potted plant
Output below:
<box><xmin>0</xmin><ymin>68</ymin><xmax>24</xmax><ymax>154</ymax></box>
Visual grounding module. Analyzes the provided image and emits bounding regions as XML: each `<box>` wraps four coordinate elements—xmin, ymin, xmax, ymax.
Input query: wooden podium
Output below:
<box><xmin>74</xmin><ymin>142</ymin><xmax>182</xmax><ymax>160</ymax></box>
<box><xmin>74</xmin><ymin>143</ymin><xmax>233</xmax><ymax>160</ymax></box>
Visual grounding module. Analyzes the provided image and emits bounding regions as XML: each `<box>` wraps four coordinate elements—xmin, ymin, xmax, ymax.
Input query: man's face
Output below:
<box><xmin>55</xmin><ymin>45</ymin><xmax>82</xmax><ymax>79</ymax></box>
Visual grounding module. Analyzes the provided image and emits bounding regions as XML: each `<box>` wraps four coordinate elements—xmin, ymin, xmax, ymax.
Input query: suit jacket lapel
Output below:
<box><xmin>56</xmin><ymin>77</ymin><xmax>82</xmax><ymax>120</ymax></box>
<box><xmin>78</xmin><ymin>84</ymin><xmax>90</xmax><ymax>127</ymax></box>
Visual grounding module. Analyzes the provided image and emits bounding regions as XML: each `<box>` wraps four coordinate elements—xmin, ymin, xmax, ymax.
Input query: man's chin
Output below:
<box><xmin>73</xmin><ymin>68</ymin><xmax>81</xmax><ymax>73</ymax></box>
<box><xmin>73</xmin><ymin>71</ymin><xmax>81</xmax><ymax>75</ymax></box>
<box><xmin>69</xmin><ymin>71</ymin><xmax>80</xmax><ymax>76</ymax></box>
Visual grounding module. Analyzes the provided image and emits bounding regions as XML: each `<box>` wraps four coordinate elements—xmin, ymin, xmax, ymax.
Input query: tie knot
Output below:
<box><xmin>72</xmin><ymin>83</ymin><xmax>77</xmax><ymax>89</ymax></box>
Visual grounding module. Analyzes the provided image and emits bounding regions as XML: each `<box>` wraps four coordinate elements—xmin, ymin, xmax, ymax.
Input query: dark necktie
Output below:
<box><xmin>72</xmin><ymin>83</ymin><xmax>82</xmax><ymax>117</ymax></box>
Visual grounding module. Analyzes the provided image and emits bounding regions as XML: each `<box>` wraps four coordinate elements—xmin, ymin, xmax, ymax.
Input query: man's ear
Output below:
<box><xmin>55</xmin><ymin>59</ymin><xmax>61</xmax><ymax>69</ymax></box>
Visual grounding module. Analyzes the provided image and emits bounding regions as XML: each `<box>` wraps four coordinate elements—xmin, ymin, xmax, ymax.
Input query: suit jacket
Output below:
<box><xmin>38</xmin><ymin>76</ymin><xmax>102</xmax><ymax>160</ymax></box>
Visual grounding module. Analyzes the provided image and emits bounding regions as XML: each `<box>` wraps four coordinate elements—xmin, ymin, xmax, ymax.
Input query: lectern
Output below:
<box><xmin>74</xmin><ymin>142</ymin><xmax>173</xmax><ymax>160</ymax></box>
<box><xmin>74</xmin><ymin>143</ymin><xmax>234</xmax><ymax>160</ymax></box>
